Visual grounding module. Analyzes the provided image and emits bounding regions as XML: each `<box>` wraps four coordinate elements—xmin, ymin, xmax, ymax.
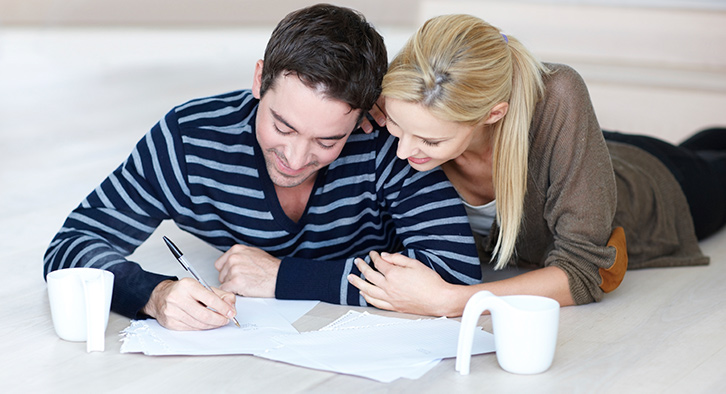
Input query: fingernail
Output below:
<box><xmin>381</xmin><ymin>252</ymin><xmax>390</xmax><ymax>257</ymax></box>
<box><xmin>227</xmin><ymin>310</ymin><xmax>235</xmax><ymax>318</ymax></box>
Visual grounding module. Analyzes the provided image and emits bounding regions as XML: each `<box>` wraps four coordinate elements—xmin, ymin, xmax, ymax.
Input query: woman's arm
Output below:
<box><xmin>348</xmin><ymin>251</ymin><xmax>573</xmax><ymax>317</ymax></box>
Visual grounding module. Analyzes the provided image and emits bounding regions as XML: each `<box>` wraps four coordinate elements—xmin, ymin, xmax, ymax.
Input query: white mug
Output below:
<box><xmin>47</xmin><ymin>268</ymin><xmax>114</xmax><ymax>352</ymax></box>
<box><xmin>456</xmin><ymin>291</ymin><xmax>560</xmax><ymax>375</ymax></box>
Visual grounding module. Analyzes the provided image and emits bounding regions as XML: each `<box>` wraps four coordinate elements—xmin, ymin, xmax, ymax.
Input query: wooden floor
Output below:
<box><xmin>1</xmin><ymin>27</ymin><xmax>725</xmax><ymax>393</ymax></box>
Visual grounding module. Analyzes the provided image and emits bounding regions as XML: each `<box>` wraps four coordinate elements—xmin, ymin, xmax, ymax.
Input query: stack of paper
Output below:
<box><xmin>259</xmin><ymin>310</ymin><xmax>495</xmax><ymax>382</ymax></box>
<box><xmin>120</xmin><ymin>299</ymin><xmax>495</xmax><ymax>382</ymax></box>
<box><xmin>120</xmin><ymin>298</ymin><xmax>317</xmax><ymax>355</ymax></box>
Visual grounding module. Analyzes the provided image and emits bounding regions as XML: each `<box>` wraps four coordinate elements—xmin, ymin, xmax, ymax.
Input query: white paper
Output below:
<box><xmin>120</xmin><ymin>297</ymin><xmax>318</xmax><ymax>355</ymax></box>
<box><xmin>260</xmin><ymin>298</ymin><xmax>319</xmax><ymax>324</ymax></box>
<box><xmin>120</xmin><ymin>302</ymin><xmax>495</xmax><ymax>383</ymax></box>
<box><xmin>256</xmin><ymin>311</ymin><xmax>495</xmax><ymax>382</ymax></box>
<box><xmin>320</xmin><ymin>310</ymin><xmax>412</xmax><ymax>330</ymax></box>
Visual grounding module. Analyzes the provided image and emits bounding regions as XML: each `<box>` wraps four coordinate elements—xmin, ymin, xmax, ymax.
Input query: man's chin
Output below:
<box><xmin>269</xmin><ymin>171</ymin><xmax>316</xmax><ymax>189</ymax></box>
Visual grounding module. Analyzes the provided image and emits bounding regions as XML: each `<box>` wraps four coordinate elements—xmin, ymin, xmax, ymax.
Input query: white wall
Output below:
<box><xmin>3</xmin><ymin>0</ymin><xmax>724</xmax><ymax>141</ymax></box>
<box><xmin>0</xmin><ymin>0</ymin><xmax>419</xmax><ymax>26</ymax></box>
<box><xmin>420</xmin><ymin>0</ymin><xmax>726</xmax><ymax>142</ymax></box>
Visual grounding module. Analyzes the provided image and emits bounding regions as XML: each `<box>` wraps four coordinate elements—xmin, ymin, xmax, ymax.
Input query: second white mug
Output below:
<box><xmin>456</xmin><ymin>290</ymin><xmax>560</xmax><ymax>375</ymax></box>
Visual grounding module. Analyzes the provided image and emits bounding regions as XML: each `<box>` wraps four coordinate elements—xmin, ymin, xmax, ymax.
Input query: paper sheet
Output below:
<box><xmin>120</xmin><ymin>297</ymin><xmax>318</xmax><ymax>355</ymax></box>
<box><xmin>120</xmin><ymin>303</ymin><xmax>495</xmax><ymax>382</ymax></box>
<box><xmin>257</xmin><ymin>311</ymin><xmax>495</xmax><ymax>382</ymax></box>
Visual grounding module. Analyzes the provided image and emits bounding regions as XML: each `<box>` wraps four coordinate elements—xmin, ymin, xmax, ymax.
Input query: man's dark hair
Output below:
<box><xmin>260</xmin><ymin>3</ymin><xmax>387</xmax><ymax>114</ymax></box>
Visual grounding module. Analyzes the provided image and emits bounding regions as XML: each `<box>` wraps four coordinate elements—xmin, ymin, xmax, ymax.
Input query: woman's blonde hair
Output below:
<box><xmin>383</xmin><ymin>14</ymin><xmax>549</xmax><ymax>269</ymax></box>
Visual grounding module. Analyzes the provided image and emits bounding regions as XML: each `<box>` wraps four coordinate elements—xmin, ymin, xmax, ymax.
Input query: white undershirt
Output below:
<box><xmin>461</xmin><ymin>198</ymin><xmax>497</xmax><ymax>236</ymax></box>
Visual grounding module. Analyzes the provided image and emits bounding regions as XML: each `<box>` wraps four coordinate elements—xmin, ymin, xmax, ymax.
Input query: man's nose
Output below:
<box><xmin>286</xmin><ymin>140</ymin><xmax>311</xmax><ymax>170</ymax></box>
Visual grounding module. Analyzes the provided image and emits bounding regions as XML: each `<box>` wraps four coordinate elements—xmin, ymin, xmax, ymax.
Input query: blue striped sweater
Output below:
<box><xmin>44</xmin><ymin>90</ymin><xmax>482</xmax><ymax>318</ymax></box>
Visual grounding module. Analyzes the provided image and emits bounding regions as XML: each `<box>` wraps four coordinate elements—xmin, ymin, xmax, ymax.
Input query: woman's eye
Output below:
<box><xmin>421</xmin><ymin>139</ymin><xmax>440</xmax><ymax>147</ymax></box>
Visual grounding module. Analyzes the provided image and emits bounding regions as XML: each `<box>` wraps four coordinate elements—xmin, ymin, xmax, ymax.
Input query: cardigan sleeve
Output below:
<box><xmin>525</xmin><ymin>64</ymin><xmax>619</xmax><ymax>304</ymax></box>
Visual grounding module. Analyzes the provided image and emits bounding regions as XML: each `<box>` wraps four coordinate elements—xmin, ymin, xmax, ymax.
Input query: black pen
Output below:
<box><xmin>162</xmin><ymin>236</ymin><xmax>240</xmax><ymax>328</ymax></box>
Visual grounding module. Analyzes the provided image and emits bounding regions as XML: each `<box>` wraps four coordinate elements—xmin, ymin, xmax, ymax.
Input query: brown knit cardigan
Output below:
<box><xmin>476</xmin><ymin>63</ymin><xmax>708</xmax><ymax>304</ymax></box>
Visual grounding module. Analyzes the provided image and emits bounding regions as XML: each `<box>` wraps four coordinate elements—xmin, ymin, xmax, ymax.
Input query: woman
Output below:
<box><xmin>348</xmin><ymin>14</ymin><xmax>726</xmax><ymax>317</ymax></box>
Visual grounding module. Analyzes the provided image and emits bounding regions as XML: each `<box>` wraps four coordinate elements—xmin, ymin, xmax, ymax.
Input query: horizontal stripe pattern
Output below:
<box><xmin>44</xmin><ymin>90</ymin><xmax>481</xmax><ymax>315</ymax></box>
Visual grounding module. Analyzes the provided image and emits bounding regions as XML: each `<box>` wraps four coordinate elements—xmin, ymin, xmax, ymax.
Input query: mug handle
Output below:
<box><xmin>455</xmin><ymin>291</ymin><xmax>508</xmax><ymax>375</ymax></box>
<box><xmin>82</xmin><ymin>273</ymin><xmax>106</xmax><ymax>352</ymax></box>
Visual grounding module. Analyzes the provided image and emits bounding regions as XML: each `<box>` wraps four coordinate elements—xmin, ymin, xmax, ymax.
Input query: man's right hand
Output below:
<box><xmin>142</xmin><ymin>278</ymin><xmax>238</xmax><ymax>330</ymax></box>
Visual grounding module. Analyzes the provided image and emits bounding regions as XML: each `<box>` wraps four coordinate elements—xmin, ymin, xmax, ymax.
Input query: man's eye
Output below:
<box><xmin>275</xmin><ymin>125</ymin><xmax>292</xmax><ymax>135</ymax></box>
<box><xmin>318</xmin><ymin>141</ymin><xmax>336</xmax><ymax>149</ymax></box>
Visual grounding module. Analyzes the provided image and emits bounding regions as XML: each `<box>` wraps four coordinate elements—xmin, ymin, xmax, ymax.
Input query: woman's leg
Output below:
<box><xmin>679</xmin><ymin>127</ymin><xmax>726</xmax><ymax>151</ymax></box>
<box><xmin>679</xmin><ymin>128</ymin><xmax>726</xmax><ymax>212</ymax></box>
<box><xmin>603</xmin><ymin>129</ymin><xmax>726</xmax><ymax>240</ymax></box>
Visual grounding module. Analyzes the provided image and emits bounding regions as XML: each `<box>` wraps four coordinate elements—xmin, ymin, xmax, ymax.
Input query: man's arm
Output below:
<box><xmin>375</xmin><ymin>132</ymin><xmax>482</xmax><ymax>284</ymax></box>
<box><xmin>43</xmin><ymin>111</ymin><xmax>182</xmax><ymax>318</ymax></box>
<box><xmin>279</xmin><ymin>163</ymin><xmax>482</xmax><ymax>304</ymax></box>
<box><xmin>217</xmin><ymin>132</ymin><xmax>482</xmax><ymax>305</ymax></box>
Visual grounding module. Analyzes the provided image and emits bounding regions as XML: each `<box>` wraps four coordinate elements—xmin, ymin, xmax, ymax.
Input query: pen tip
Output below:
<box><xmin>162</xmin><ymin>236</ymin><xmax>183</xmax><ymax>259</ymax></box>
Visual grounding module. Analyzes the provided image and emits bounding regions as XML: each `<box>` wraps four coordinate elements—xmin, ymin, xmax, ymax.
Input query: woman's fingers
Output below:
<box><xmin>359</xmin><ymin>290</ymin><xmax>394</xmax><ymax>311</ymax></box>
<box><xmin>355</xmin><ymin>257</ymin><xmax>386</xmax><ymax>284</ymax></box>
<box><xmin>348</xmin><ymin>259</ymin><xmax>388</xmax><ymax>301</ymax></box>
<box><xmin>380</xmin><ymin>252</ymin><xmax>416</xmax><ymax>267</ymax></box>
<box><xmin>370</xmin><ymin>251</ymin><xmax>414</xmax><ymax>276</ymax></box>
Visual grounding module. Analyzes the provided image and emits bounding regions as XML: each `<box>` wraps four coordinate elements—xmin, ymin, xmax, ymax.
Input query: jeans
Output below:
<box><xmin>603</xmin><ymin>128</ymin><xmax>726</xmax><ymax>240</ymax></box>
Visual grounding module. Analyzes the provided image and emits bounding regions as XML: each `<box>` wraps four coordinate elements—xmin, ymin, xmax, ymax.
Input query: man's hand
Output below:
<box><xmin>142</xmin><ymin>278</ymin><xmax>238</xmax><ymax>330</ymax></box>
<box><xmin>215</xmin><ymin>244</ymin><xmax>280</xmax><ymax>298</ymax></box>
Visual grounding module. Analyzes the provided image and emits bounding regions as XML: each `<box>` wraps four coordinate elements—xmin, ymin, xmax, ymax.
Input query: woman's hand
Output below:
<box><xmin>347</xmin><ymin>251</ymin><xmax>462</xmax><ymax>317</ymax></box>
<box><xmin>359</xmin><ymin>97</ymin><xmax>387</xmax><ymax>133</ymax></box>
<box><xmin>348</xmin><ymin>252</ymin><xmax>575</xmax><ymax>317</ymax></box>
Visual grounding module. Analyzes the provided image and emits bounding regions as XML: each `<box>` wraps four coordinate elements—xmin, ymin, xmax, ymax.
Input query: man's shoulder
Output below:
<box><xmin>332</xmin><ymin>127</ymin><xmax>398</xmax><ymax>170</ymax></box>
<box><xmin>172</xmin><ymin>90</ymin><xmax>258</xmax><ymax>127</ymax></box>
<box><xmin>160</xmin><ymin>90</ymin><xmax>258</xmax><ymax>158</ymax></box>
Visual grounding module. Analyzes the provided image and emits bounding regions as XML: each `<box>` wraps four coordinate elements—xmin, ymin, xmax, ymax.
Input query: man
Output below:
<box><xmin>43</xmin><ymin>4</ymin><xmax>482</xmax><ymax>330</ymax></box>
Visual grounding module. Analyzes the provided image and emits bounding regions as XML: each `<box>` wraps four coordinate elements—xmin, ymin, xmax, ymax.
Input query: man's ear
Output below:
<box><xmin>483</xmin><ymin>102</ymin><xmax>509</xmax><ymax>125</ymax></box>
<box><xmin>251</xmin><ymin>59</ymin><xmax>264</xmax><ymax>99</ymax></box>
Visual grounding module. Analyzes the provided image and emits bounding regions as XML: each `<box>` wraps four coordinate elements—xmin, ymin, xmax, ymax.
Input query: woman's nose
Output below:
<box><xmin>396</xmin><ymin>135</ymin><xmax>418</xmax><ymax>159</ymax></box>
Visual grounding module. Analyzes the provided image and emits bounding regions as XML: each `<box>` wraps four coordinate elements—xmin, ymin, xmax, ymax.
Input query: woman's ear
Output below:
<box><xmin>483</xmin><ymin>102</ymin><xmax>509</xmax><ymax>125</ymax></box>
<box><xmin>251</xmin><ymin>59</ymin><xmax>264</xmax><ymax>99</ymax></box>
